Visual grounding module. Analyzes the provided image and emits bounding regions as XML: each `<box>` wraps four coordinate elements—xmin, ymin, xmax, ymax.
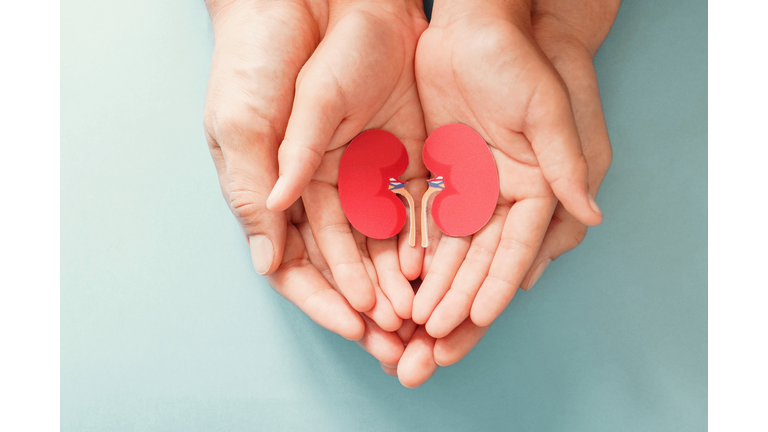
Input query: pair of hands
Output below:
<box><xmin>204</xmin><ymin>0</ymin><xmax>619</xmax><ymax>387</ymax></box>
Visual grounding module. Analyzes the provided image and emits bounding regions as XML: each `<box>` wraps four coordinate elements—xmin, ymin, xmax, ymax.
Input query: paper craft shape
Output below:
<box><xmin>421</xmin><ymin>124</ymin><xmax>499</xmax><ymax>247</ymax></box>
<box><xmin>338</xmin><ymin>124</ymin><xmax>498</xmax><ymax>248</ymax></box>
<box><xmin>338</xmin><ymin>129</ymin><xmax>416</xmax><ymax>246</ymax></box>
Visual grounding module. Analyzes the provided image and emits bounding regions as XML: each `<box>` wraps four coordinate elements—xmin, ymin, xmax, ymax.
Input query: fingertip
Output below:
<box><xmin>410</xmin><ymin>286</ymin><xmax>435</xmax><ymax>325</ymax></box>
<box><xmin>367</xmin><ymin>288</ymin><xmax>403</xmax><ymax>332</ymax></box>
<box><xmin>381</xmin><ymin>363</ymin><xmax>398</xmax><ymax>377</ymax></box>
<box><xmin>397</xmin><ymin>360</ymin><xmax>436</xmax><ymax>389</ymax></box>
<box><xmin>350</xmin><ymin>289</ymin><xmax>377</xmax><ymax>314</ymax></box>
<box><xmin>396</xmin><ymin>327</ymin><xmax>438</xmax><ymax>388</ymax></box>
<box><xmin>410</xmin><ymin>302</ymin><xmax>430</xmax><ymax>325</ymax></box>
<box><xmin>398</xmin><ymin>375</ymin><xmax>423</xmax><ymax>389</ymax></box>
<box><xmin>586</xmin><ymin>193</ymin><xmax>604</xmax><ymax>225</ymax></box>
<box><xmin>556</xmin><ymin>193</ymin><xmax>602</xmax><ymax>228</ymax></box>
<box><xmin>340</xmin><ymin>316</ymin><xmax>366</xmax><ymax>341</ymax></box>
<box><xmin>469</xmin><ymin>306</ymin><xmax>495</xmax><ymax>329</ymax></box>
<box><xmin>392</xmin><ymin>278</ymin><xmax>415</xmax><ymax>320</ymax></box>
<box><xmin>400</xmin><ymin>251</ymin><xmax>423</xmax><ymax>280</ymax></box>
<box><xmin>425</xmin><ymin>318</ymin><xmax>451</xmax><ymax>340</ymax></box>
<box><xmin>380</xmin><ymin>350</ymin><xmax>405</xmax><ymax>370</ymax></box>
<box><xmin>522</xmin><ymin>259</ymin><xmax>552</xmax><ymax>291</ymax></box>
<box><xmin>248</xmin><ymin>235</ymin><xmax>275</xmax><ymax>275</ymax></box>
<box><xmin>375</xmin><ymin>314</ymin><xmax>403</xmax><ymax>333</ymax></box>
<box><xmin>265</xmin><ymin>176</ymin><xmax>292</xmax><ymax>212</ymax></box>
<box><xmin>432</xmin><ymin>341</ymin><xmax>454</xmax><ymax>367</ymax></box>
<box><xmin>394</xmin><ymin>297</ymin><xmax>413</xmax><ymax>321</ymax></box>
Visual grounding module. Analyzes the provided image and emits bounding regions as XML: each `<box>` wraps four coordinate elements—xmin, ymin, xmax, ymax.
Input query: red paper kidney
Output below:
<box><xmin>338</xmin><ymin>129</ymin><xmax>410</xmax><ymax>239</ymax></box>
<box><xmin>422</xmin><ymin>123</ymin><xmax>499</xmax><ymax>238</ymax></box>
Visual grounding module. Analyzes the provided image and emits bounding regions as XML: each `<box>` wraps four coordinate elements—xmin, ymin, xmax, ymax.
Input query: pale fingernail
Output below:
<box><xmin>249</xmin><ymin>235</ymin><xmax>274</xmax><ymax>275</ymax></box>
<box><xmin>266</xmin><ymin>176</ymin><xmax>285</xmax><ymax>210</ymax></box>
<box><xmin>587</xmin><ymin>193</ymin><xmax>602</xmax><ymax>216</ymax></box>
<box><xmin>527</xmin><ymin>259</ymin><xmax>551</xmax><ymax>290</ymax></box>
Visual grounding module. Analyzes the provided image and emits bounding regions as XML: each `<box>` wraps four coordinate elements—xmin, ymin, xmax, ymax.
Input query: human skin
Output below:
<box><xmin>267</xmin><ymin>0</ymin><xmax>431</xmax><ymax>328</ymax></box>
<box><xmin>202</xmin><ymin>0</ymin><xmax>417</xmax><ymax>363</ymax></box>
<box><xmin>203</xmin><ymin>0</ymin><xmax>619</xmax><ymax>388</ymax></box>
<box><xmin>391</xmin><ymin>0</ymin><xmax>620</xmax><ymax>387</ymax></box>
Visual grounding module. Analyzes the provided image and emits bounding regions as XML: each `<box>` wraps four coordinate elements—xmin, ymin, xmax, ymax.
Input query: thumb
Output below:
<box><xmin>525</xmin><ymin>76</ymin><xmax>603</xmax><ymax>226</ymax></box>
<box><xmin>209</xmin><ymin>117</ymin><xmax>287</xmax><ymax>276</ymax></box>
<box><xmin>265</xmin><ymin>57</ymin><xmax>347</xmax><ymax>212</ymax></box>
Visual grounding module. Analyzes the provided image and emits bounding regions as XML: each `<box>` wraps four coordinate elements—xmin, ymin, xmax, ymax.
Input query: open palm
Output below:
<box><xmin>265</xmin><ymin>1</ymin><xmax>430</xmax><ymax>329</ymax></box>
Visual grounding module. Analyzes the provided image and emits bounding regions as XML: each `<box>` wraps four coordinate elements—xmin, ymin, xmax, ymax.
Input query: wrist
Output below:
<box><xmin>430</xmin><ymin>0</ymin><xmax>531</xmax><ymax>28</ymax></box>
<box><xmin>531</xmin><ymin>1</ymin><xmax>620</xmax><ymax>57</ymax></box>
<box><xmin>328</xmin><ymin>0</ymin><xmax>425</xmax><ymax>21</ymax></box>
<box><xmin>207</xmin><ymin>0</ymin><xmax>328</xmax><ymax>39</ymax></box>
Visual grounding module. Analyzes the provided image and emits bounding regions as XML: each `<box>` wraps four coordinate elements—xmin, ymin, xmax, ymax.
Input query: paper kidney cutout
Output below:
<box><xmin>338</xmin><ymin>130</ymin><xmax>415</xmax><ymax>244</ymax></box>
<box><xmin>421</xmin><ymin>124</ymin><xmax>499</xmax><ymax>247</ymax></box>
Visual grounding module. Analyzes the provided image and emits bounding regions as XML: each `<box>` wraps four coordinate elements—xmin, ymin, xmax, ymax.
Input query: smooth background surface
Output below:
<box><xmin>61</xmin><ymin>0</ymin><xmax>707</xmax><ymax>430</ymax></box>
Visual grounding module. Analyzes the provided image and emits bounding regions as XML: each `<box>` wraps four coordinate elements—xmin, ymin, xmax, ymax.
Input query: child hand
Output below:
<box><xmin>400</xmin><ymin>0</ymin><xmax>621</xmax><ymax>379</ymax></box>
<box><xmin>264</xmin><ymin>0</ymin><xmax>430</xmax><ymax>324</ymax></box>
<box><xmin>412</xmin><ymin>0</ymin><xmax>612</xmax><ymax>337</ymax></box>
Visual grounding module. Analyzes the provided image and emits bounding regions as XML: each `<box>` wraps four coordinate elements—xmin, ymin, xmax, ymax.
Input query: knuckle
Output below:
<box><xmin>281</xmin><ymin>140</ymin><xmax>325</xmax><ymax>166</ymax></box>
<box><xmin>228</xmin><ymin>186</ymin><xmax>269</xmax><ymax>228</ymax></box>
<box><xmin>451</xmin><ymin>288</ymin><xmax>476</xmax><ymax>310</ymax></box>
<box><xmin>497</xmin><ymin>237</ymin><xmax>535</xmax><ymax>257</ymax></box>
<box><xmin>560</xmin><ymin>224</ymin><xmax>588</xmax><ymax>253</ymax></box>
<box><xmin>568</xmin><ymin>225</ymin><xmax>588</xmax><ymax>249</ymax></box>
<box><xmin>210</xmin><ymin>108</ymin><xmax>279</xmax><ymax>149</ymax></box>
<box><xmin>549</xmin><ymin>211</ymin><xmax>566</xmax><ymax>229</ymax></box>
<box><xmin>316</xmin><ymin>222</ymin><xmax>353</xmax><ymax>238</ymax></box>
<box><xmin>593</xmin><ymin>144</ymin><xmax>613</xmax><ymax>174</ymax></box>
<box><xmin>465</xmin><ymin>243</ymin><xmax>495</xmax><ymax>265</ymax></box>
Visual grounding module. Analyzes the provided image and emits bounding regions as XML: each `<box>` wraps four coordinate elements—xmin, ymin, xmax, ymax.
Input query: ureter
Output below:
<box><xmin>392</xmin><ymin>188</ymin><xmax>416</xmax><ymax>247</ymax></box>
<box><xmin>420</xmin><ymin>186</ymin><xmax>443</xmax><ymax>248</ymax></box>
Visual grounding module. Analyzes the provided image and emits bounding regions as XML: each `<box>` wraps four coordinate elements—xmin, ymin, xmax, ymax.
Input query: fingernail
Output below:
<box><xmin>249</xmin><ymin>235</ymin><xmax>274</xmax><ymax>275</ymax></box>
<box><xmin>527</xmin><ymin>259</ymin><xmax>551</xmax><ymax>290</ymax></box>
<box><xmin>266</xmin><ymin>176</ymin><xmax>285</xmax><ymax>210</ymax></box>
<box><xmin>587</xmin><ymin>193</ymin><xmax>602</xmax><ymax>216</ymax></box>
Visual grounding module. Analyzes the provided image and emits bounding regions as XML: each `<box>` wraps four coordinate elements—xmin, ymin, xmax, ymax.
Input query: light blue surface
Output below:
<box><xmin>61</xmin><ymin>0</ymin><xmax>707</xmax><ymax>430</ymax></box>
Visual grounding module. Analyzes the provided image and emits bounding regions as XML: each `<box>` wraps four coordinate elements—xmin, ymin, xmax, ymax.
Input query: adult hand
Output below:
<box><xmin>202</xmin><ymin>0</ymin><xmax>369</xmax><ymax>340</ymax></box>
<box><xmin>203</xmin><ymin>0</ymin><xmax>327</xmax><ymax>275</ymax></box>
<box><xmin>269</xmin><ymin>201</ymin><xmax>408</xmax><ymax>366</ymax></box>
<box><xmin>520</xmin><ymin>0</ymin><xmax>620</xmax><ymax>289</ymax></box>
<box><xmin>266</xmin><ymin>0</ymin><xmax>431</xmax><ymax>326</ymax></box>
<box><xmin>202</xmin><ymin>0</ymin><xmax>415</xmax><ymax>353</ymax></box>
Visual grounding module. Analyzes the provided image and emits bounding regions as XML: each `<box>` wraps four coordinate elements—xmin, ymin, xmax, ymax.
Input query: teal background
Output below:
<box><xmin>61</xmin><ymin>0</ymin><xmax>707</xmax><ymax>430</ymax></box>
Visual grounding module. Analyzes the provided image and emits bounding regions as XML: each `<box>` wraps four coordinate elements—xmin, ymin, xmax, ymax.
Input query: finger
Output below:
<box><xmin>381</xmin><ymin>363</ymin><xmax>398</xmax><ymax>377</ymax></box>
<box><xmin>265</xmin><ymin>53</ymin><xmax>348</xmax><ymax>212</ymax></box>
<box><xmin>520</xmin><ymin>204</ymin><xmax>585</xmax><ymax>290</ymax></box>
<box><xmin>397</xmin><ymin>318</ymin><xmax>418</xmax><ymax>345</ymax></box>
<box><xmin>265</xmin><ymin>224</ymin><xmax>365</xmax><ymax>341</ymax></box>
<box><xmin>425</xmin><ymin>207</ymin><xmax>508</xmax><ymax>338</ymax></box>
<box><xmin>397</xmin><ymin>326</ymin><xmax>438</xmax><ymax>388</ymax></box>
<box><xmin>356</xmin><ymin>231</ymin><xmax>402</xmax><ymax>332</ymax></box>
<box><xmin>470</xmin><ymin>197</ymin><xmax>556</xmax><ymax>327</ymax></box>
<box><xmin>369</xmin><ymin>237</ymin><xmax>415</xmax><ymax>320</ymax></box>
<box><xmin>302</xmin><ymin>180</ymin><xmax>376</xmax><ymax>312</ymax></box>
<box><xmin>411</xmin><ymin>235</ymin><xmax>471</xmax><ymax>325</ymax></box>
<box><xmin>357</xmin><ymin>315</ymin><xmax>406</xmax><ymax>367</ymax></box>
<box><xmin>525</xmin><ymin>76</ymin><xmax>603</xmax><ymax>226</ymax></box>
<box><xmin>433</xmin><ymin>319</ymin><xmax>489</xmax><ymax>367</ymax></box>
<box><xmin>555</xmin><ymin>56</ymin><xmax>613</xmax><ymax>184</ymax></box>
<box><xmin>521</xmin><ymin>54</ymin><xmax>613</xmax><ymax>290</ymax></box>
<box><xmin>208</xmin><ymin>121</ymin><xmax>286</xmax><ymax>276</ymax></box>
<box><xmin>365</xmin><ymin>284</ymin><xmax>403</xmax><ymax>332</ymax></box>
<box><xmin>295</xmin><ymin>209</ymin><xmax>339</xmax><ymax>291</ymax></box>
